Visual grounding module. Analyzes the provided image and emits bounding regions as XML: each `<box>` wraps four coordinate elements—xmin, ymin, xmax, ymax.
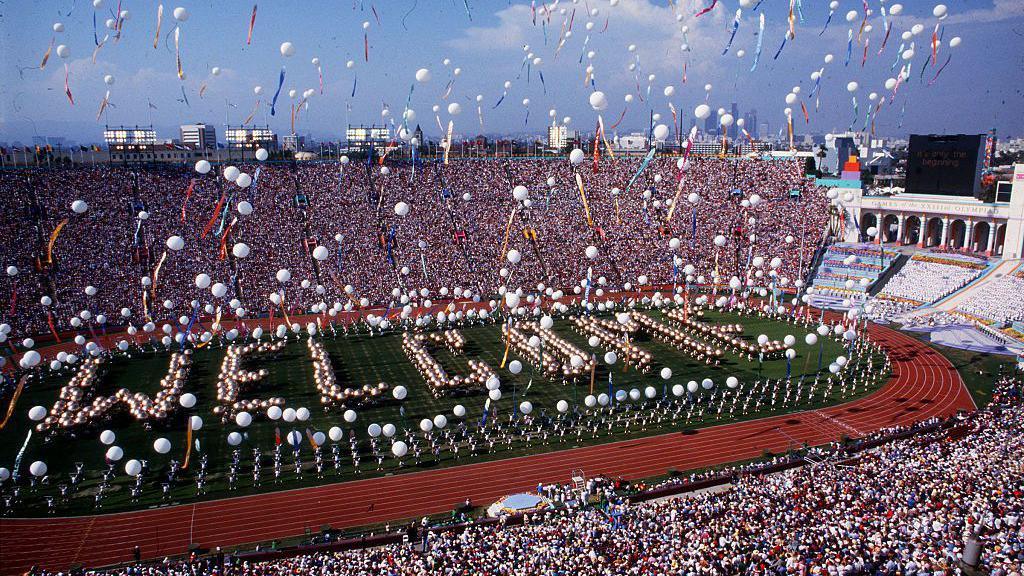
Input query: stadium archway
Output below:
<box><xmin>924</xmin><ymin>217</ymin><xmax>944</xmax><ymax>247</ymax></box>
<box><xmin>972</xmin><ymin>222</ymin><xmax>991</xmax><ymax>253</ymax></box>
<box><xmin>903</xmin><ymin>216</ymin><xmax>922</xmax><ymax>246</ymax></box>
<box><xmin>861</xmin><ymin>213</ymin><xmax>878</xmax><ymax>241</ymax></box>
<box><xmin>995</xmin><ymin>223</ymin><xmax>1007</xmax><ymax>256</ymax></box>
<box><xmin>948</xmin><ymin>219</ymin><xmax>967</xmax><ymax>249</ymax></box>
<box><xmin>881</xmin><ymin>214</ymin><xmax>900</xmax><ymax>243</ymax></box>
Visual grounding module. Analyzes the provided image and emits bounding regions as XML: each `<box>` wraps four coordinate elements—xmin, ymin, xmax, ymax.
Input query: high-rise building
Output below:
<box><xmin>744</xmin><ymin>110</ymin><xmax>759</xmax><ymax>139</ymax></box>
<box><xmin>703</xmin><ymin>115</ymin><xmax>718</xmax><ymax>136</ymax></box>
<box><xmin>729</xmin><ymin>103</ymin><xmax>740</xmax><ymax>139</ymax></box>
<box><xmin>179</xmin><ymin>123</ymin><xmax>217</xmax><ymax>149</ymax></box>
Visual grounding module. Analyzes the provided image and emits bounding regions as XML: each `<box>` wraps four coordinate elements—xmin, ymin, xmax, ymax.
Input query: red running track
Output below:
<box><xmin>0</xmin><ymin>323</ymin><xmax>975</xmax><ymax>575</ymax></box>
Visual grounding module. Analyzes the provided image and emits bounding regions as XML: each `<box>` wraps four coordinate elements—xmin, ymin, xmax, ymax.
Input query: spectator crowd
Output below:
<box><xmin>0</xmin><ymin>157</ymin><xmax>827</xmax><ymax>341</ymax></box>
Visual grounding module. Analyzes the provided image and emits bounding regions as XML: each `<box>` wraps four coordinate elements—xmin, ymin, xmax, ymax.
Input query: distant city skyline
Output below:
<box><xmin>3</xmin><ymin>1</ymin><xmax>1023</xmax><ymax>145</ymax></box>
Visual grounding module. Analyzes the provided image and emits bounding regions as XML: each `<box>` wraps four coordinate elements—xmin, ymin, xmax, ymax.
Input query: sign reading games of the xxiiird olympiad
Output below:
<box><xmin>1</xmin><ymin>1</ymin><xmax>1023</xmax><ymax>575</ymax></box>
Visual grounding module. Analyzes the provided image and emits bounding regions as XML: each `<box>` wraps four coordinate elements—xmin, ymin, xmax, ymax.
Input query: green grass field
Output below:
<box><xmin>0</xmin><ymin>309</ymin><xmax>875</xmax><ymax>516</ymax></box>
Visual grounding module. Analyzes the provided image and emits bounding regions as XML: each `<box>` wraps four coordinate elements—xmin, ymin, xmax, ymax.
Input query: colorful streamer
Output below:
<box><xmin>242</xmin><ymin>99</ymin><xmax>261</xmax><ymax>125</ymax></box>
<box><xmin>845</xmin><ymin>29</ymin><xmax>853</xmax><ymax>66</ymax></box>
<box><xmin>928</xmin><ymin>54</ymin><xmax>953</xmax><ymax>86</ymax></box>
<box><xmin>722</xmin><ymin>9</ymin><xmax>741</xmax><ymax>55</ymax></box>
<box><xmin>270</xmin><ymin>66</ymin><xmax>285</xmax><ymax>116</ymax></box>
<box><xmin>695</xmin><ymin>0</ymin><xmax>718</xmax><ymax>18</ymax></box>
<box><xmin>201</xmin><ymin>193</ymin><xmax>227</xmax><ymax>239</ymax></box>
<box><xmin>247</xmin><ymin>4</ymin><xmax>258</xmax><ymax>45</ymax></box>
<box><xmin>750</xmin><ymin>13</ymin><xmax>765</xmax><ymax>71</ymax></box>
<box><xmin>153</xmin><ymin>4</ymin><xmax>163</xmax><ymax>49</ymax></box>
<box><xmin>820</xmin><ymin>7</ymin><xmax>834</xmax><ymax>36</ymax></box>
<box><xmin>64</xmin><ymin>63</ymin><xmax>74</xmax><ymax>105</ymax></box>
<box><xmin>40</xmin><ymin>37</ymin><xmax>54</xmax><ymax>69</ymax></box>
<box><xmin>174</xmin><ymin>26</ymin><xmax>184</xmax><ymax>80</ymax></box>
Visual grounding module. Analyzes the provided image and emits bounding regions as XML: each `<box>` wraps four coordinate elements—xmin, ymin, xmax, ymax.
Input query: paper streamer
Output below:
<box><xmin>0</xmin><ymin>377</ymin><xmax>27</xmax><ymax>431</ymax></box>
<box><xmin>624</xmin><ymin>147</ymin><xmax>657</xmax><ymax>195</ymax></box>
<box><xmin>201</xmin><ymin>193</ymin><xmax>227</xmax><ymax>239</ymax></box>
<box><xmin>928</xmin><ymin>54</ymin><xmax>953</xmax><ymax>86</ymax></box>
<box><xmin>247</xmin><ymin>4</ymin><xmax>257</xmax><ymax>45</ymax></box>
<box><xmin>154</xmin><ymin>4</ymin><xmax>163</xmax><ymax>49</ymax></box>
<box><xmin>40</xmin><ymin>37</ymin><xmax>54</xmax><ymax>69</ymax></box>
<box><xmin>574</xmin><ymin>172</ymin><xmax>594</xmax><ymax>227</ymax></box>
<box><xmin>695</xmin><ymin>0</ymin><xmax>718</xmax><ymax>17</ymax></box>
<box><xmin>820</xmin><ymin>7</ymin><xmax>834</xmax><ymax>36</ymax></box>
<box><xmin>96</xmin><ymin>90</ymin><xmax>111</xmax><ymax>121</ymax></box>
<box><xmin>773</xmin><ymin>33</ymin><xmax>788</xmax><ymax>60</ymax></box>
<box><xmin>845</xmin><ymin>29</ymin><xmax>853</xmax><ymax>67</ymax></box>
<box><xmin>180</xmin><ymin>179</ymin><xmax>195</xmax><ymax>222</ymax></box>
<box><xmin>242</xmin><ymin>99</ymin><xmax>260</xmax><ymax>125</ymax></box>
<box><xmin>270</xmin><ymin>66</ymin><xmax>285</xmax><ymax>116</ymax></box>
<box><xmin>64</xmin><ymin>63</ymin><xmax>74</xmax><ymax>105</ymax></box>
<box><xmin>722</xmin><ymin>9</ymin><xmax>741</xmax><ymax>55</ymax></box>
<box><xmin>174</xmin><ymin>26</ymin><xmax>184</xmax><ymax>80</ymax></box>
<box><xmin>151</xmin><ymin>250</ymin><xmax>168</xmax><ymax>299</ymax></box>
<box><xmin>751</xmin><ymin>13</ymin><xmax>765</xmax><ymax>71</ymax></box>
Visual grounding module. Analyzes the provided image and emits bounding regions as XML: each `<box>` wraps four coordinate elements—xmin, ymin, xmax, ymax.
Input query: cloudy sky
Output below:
<box><xmin>2</xmin><ymin>0</ymin><xmax>1023</xmax><ymax>144</ymax></box>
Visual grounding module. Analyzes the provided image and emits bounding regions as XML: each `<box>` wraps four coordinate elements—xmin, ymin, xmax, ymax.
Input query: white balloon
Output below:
<box><xmin>166</xmin><ymin>236</ymin><xmax>185</xmax><ymax>251</ymax></box>
<box><xmin>235</xmin><ymin>411</ymin><xmax>253</xmax><ymax>427</ymax></box>
<box><xmin>153</xmin><ymin>438</ymin><xmax>171</xmax><ymax>454</ymax></box>
<box><xmin>104</xmin><ymin>445</ymin><xmax>124</xmax><ymax>462</ymax></box>
<box><xmin>172</xmin><ymin>6</ymin><xmax>189</xmax><ymax>21</ymax></box>
<box><xmin>99</xmin><ymin>429</ymin><xmax>117</xmax><ymax>445</ymax></box>
<box><xmin>391</xmin><ymin>441</ymin><xmax>408</xmax><ymax>457</ymax></box>
<box><xmin>179</xmin><ymin>392</ymin><xmax>197</xmax><ymax>408</ymax></box>
<box><xmin>124</xmin><ymin>459</ymin><xmax>143</xmax><ymax>476</ymax></box>
<box><xmin>280</xmin><ymin>41</ymin><xmax>296</xmax><ymax>57</ymax></box>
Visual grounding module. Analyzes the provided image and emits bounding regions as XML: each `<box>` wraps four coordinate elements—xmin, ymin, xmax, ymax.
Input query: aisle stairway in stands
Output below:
<box><xmin>867</xmin><ymin>254</ymin><xmax>909</xmax><ymax>296</ymax></box>
<box><xmin>808</xmin><ymin>242</ymin><xmax>900</xmax><ymax>310</ymax></box>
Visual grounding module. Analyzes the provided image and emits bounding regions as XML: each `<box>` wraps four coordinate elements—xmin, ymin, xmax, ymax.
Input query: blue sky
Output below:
<box><xmin>2</xmin><ymin>0</ymin><xmax>1023</xmax><ymax>144</ymax></box>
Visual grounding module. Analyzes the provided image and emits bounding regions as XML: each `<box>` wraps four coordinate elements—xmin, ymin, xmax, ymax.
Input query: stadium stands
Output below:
<box><xmin>873</xmin><ymin>253</ymin><xmax>988</xmax><ymax>315</ymax></box>
<box><xmin>0</xmin><ymin>158</ymin><xmax>828</xmax><ymax>338</ymax></box>
<box><xmin>808</xmin><ymin>242</ymin><xmax>900</xmax><ymax>309</ymax></box>
<box><xmin>955</xmin><ymin>263</ymin><xmax>1024</xmax><ymax>326</ymax></box>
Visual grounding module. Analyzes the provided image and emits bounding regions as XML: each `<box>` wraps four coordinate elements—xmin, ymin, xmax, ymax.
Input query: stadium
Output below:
<box><xmin>1</xmin><ymin>2</ymin><xmax>1023</xmax><ymax>575</ymax></box>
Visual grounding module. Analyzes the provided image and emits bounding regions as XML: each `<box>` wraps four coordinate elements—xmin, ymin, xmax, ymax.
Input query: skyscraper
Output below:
<box><xmin>744</xmin><ymin>109</ymin><xmax>759</xmax><ymax>139</ymax></box>
<box><xmin>729</xmin><ymin>103</ymin><xmax>740</xmax><ymax>139</ymax></box>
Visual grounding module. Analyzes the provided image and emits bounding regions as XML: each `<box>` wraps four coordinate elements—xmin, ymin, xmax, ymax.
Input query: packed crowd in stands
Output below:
<box><xmin>31</xmin><ymin>375</ymin><xmax>1022</xmax><ymax>576</ymax></box>
<box><xmin>876</xmin><ymin>254</ymin><xmax>984</xmax><ymax>306</ymax></box>
<box><xmin>955</xmin><ymin>266</ymin><xmax>1024</xmax><ymax>325</ymax></box>
<box><xmin>0</xmin><ymin>157</ymin><xmax>828</xmax><ymax>339</ymax></box>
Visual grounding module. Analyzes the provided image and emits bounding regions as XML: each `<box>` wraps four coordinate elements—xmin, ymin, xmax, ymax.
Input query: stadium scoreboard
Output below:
<box><xmin>905</xmin><ymin>134</ymin><xmax>987</xmax><ymax>197</ymax></box>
